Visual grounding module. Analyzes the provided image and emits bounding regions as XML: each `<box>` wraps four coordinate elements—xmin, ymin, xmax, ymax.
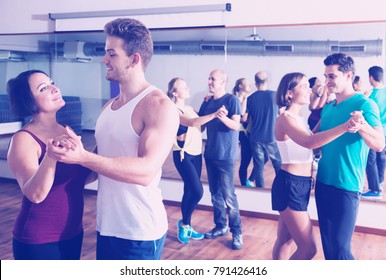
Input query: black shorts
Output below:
<box><xmin>271</xmin><ymin>169</ymin><xmax>312</xmax><ymax>212</ymax></box>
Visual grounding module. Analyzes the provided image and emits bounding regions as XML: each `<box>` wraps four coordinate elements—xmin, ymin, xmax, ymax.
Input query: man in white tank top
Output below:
<box><xmin>47</xmin><ymin>18</ymin><xmax>179</xmax><ymax>260</ymax></box>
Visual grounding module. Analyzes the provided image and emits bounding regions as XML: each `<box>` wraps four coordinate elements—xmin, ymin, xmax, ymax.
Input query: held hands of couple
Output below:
<box><xmin>216</xmin><ymin>105</ymin><xmax>228</xmax><ymax>119</ymax></box>
<box><xmin>346</xmin><ymin>110</ymin><xmax>365</xmax><ymax>133</ymax></box>
<box><xmin>52</xmin><ymin>126</ymin><xmax>80</xmax><ymax>150</ymax></box>
<box><xmin>47</xmin><ymin>126</ymin><xmax>84</xmax><ymax>164</ymax></box>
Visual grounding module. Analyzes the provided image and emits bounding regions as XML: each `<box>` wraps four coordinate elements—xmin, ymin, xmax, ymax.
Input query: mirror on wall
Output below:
<box><xmin>1</xmin><ymin>21</ymin><xmax>385</xmax><ymax>189</ymax></box>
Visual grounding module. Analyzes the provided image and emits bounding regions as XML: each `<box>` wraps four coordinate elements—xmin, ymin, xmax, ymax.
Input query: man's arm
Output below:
<box><xmin>218</xmin><ymin>112</ymin><xmax>241</xmax><ymax>131</ymax></box>
<box><xmin>357</xmin><ymin>123</ymin><xmax>385</xmax><ymax>152</ymax></box>
<box><xmin>217</xmin><ymin>96</ymin><xmax>241</xmax><ymax>131</ymax></box>
<box><xmin>352</xmin><ymin>108</ymin><xmax>385</xmax><ymax>152</ymax></box>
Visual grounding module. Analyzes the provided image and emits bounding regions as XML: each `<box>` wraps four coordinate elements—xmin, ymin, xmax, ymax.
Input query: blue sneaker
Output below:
<box><xmin>177</xmin><ymin>220</ymin><xmax>190</xmax><ymax>244</ymax></box>
<box><xmin>188</xmin><ymin>226</ymin><xmax>204</xmax><ymax>240</ymax></box>
<box><xmin>245</xmin><ymin>179</ymin><xmax>255</xmax><ymax>187</ymax></box>
<box><xmin>362</xmin><ymin>190</ymin><xmax>382</xmax><ymax>199</ymax></box>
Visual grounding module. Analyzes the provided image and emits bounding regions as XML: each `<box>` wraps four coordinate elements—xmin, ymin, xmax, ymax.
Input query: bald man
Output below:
<box><xmin>198</xmin><ymin>69</ymin><xmax>243</xmax><ymax>250</ymax></box>
<box><xmin>245</xmin><ymin>71</ymin><xmax>282</xmax><ymax>188</ymax></box>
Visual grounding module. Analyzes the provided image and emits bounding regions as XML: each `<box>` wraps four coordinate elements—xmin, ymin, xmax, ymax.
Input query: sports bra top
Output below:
<box><xmin>276</xmin><ymin>111</ymin><xmax>313</xmax><ymax>164</ymax></box>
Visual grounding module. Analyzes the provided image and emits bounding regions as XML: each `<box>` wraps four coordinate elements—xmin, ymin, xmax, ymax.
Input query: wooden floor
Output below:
<box><xmin>1</xmin><ymin>178</ymin><xmax>386</xmax><ymax>260</ymax></box>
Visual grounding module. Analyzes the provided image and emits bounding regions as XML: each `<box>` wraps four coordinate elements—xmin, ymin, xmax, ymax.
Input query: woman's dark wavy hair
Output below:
<box><xmin>104</xmin><ymin>18</ymin><xmax>153</xmax><ymax>70</ymax></box>
<box><xmin>276</xmin><ymin>72</ymin><xmax>306</xmax><ymax>108</ymax></box>
<box><xmin>6</xmin><ymin>70</ymin><xmax>46</xmax><ymax>118</ymax></box>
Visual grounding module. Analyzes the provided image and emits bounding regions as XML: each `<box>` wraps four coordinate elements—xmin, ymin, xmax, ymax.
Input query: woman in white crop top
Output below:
<box><xmin>232</xmin><ymin>78</ymin><xmax>256</xmax><ymax>187</ymax></box>
<box><xmin>271</xmin><ymin>72</ymin><xmax>361</xmax><ymax>260</ymax></box>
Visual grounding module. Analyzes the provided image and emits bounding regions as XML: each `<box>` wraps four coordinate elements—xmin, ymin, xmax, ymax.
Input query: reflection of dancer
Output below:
<box><xmin>363</xmin><ymin>66</ymin><xmax>386</xmax><ymax>199</ymax></box>
<box><xmin>352</xmin><ymin>75</ymin><xmax>371</xmax><ymax>97</ymax></box>
<box><xmin>246</xmin><ymin>71</ymin><xmax>282</xmax><ymax>188</ymax></box>
<box><xmin>307</xmin><ymin>77</ymin><xmax>328</xmax><ymax>131</ymax></box>
<box><xmin>272</xmin><ymin>72</ymin><xmax>360</xmax><ymax>260</ymax></box>
<box><xmin>167</xmin><ymin>77</ymin><xmax>222</xmax><ymax>244</ymax></box>
<box><xmin>232</xmin><ymin>78</ymin><xmax>255</xmax><ymax>187</ymax></box>
<box><xmin>7</xmin><ymin>70</ymin><xmax>92</xmax><ymax>260</ymax></box>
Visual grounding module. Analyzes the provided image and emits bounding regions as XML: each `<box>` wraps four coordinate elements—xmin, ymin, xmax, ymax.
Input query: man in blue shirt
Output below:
<box><xmin>362</xmin><ymin>66</ymin><xmax>386</xmax><ymax>199</ymax></box>
<box><xmin>316</xmin><ymin>53</ymin><xmax>384</xmax><ymax>259</ymax></box>
<box><xmin>199</xmin><ymin>69</ymin><xmax>243</xmax><ymax>250</ymax></box>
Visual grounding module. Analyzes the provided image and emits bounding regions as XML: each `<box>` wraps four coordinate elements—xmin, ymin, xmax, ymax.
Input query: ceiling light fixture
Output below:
<box><xmin>244</xmin><ymin>27</ymin><xmax>263</xmax><ymax>41</ymax></box>
<box><xmin>49</xmin><ymin>3</ymin><xmax>232</xmax><ymax>32</ymax></box>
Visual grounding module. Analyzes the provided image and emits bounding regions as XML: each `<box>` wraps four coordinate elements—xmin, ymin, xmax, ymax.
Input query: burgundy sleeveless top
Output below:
<box><xmin>13</xmin><ymin>130</ymin><xmax>91</xmax><ymax>244</ymax></box>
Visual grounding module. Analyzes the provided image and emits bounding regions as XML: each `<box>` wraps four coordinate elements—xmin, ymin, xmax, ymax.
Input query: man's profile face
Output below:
<box><xmin>324</xmin><ymin>64</ymin><xmax>351</xmax><ymax>94</ymax></box>
<box><xmin>102</xmin><ymin>35</ymin><xmax>132</xmax><ymax>82</ymax></box>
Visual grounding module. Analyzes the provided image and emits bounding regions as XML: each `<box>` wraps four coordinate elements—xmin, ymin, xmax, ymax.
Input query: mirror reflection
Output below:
<box><xmin>0</xmin><ymin>22</ymin><xmax>385</xmax><ymax>193</ymax></box>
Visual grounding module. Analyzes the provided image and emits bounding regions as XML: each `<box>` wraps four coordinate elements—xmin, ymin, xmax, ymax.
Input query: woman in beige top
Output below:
<box><xmin>167</xmin><ymin>77</ymin><xmax>225</xmax><ymax>244</ymax></box>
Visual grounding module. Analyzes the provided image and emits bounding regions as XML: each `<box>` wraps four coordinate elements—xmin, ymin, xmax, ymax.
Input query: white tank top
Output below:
<box><xmin>94</xmin><ymin>85</ymin><xmax>168</xmax><ymax>240</ymax></box>
<box><xmin>276</xmin><ymin>111</ymin><xmax>313</xmax><ymax>164</ymax></box>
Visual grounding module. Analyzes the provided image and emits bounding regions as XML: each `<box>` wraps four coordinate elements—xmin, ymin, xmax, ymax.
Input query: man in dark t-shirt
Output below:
<box><xmin>198</xmin><ymin>69</ymin><xmax>243</xmax><ymax>250</ymax></box>
<box><xmin>245</xmin><ymin>71</ymin><xmax>282</xmax><ymax>188</ymax></box>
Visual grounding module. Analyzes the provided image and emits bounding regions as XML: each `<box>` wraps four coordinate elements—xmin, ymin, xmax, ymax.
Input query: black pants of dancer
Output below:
<box><xmin>366</xmin><ymin>145</ymin><xmax>385</xmax><ymax>192</ymax></box>
<box><xmin>173</xmin><ymin>150</ymin><xmax>204</xmax><ymax>225</ymax></box>
<box><xmin>315</xmin><ymin>181</ymin><xmax>359</xmax><ymax>260</ymax></box>
<box><xmin>238</xmin><ymin>131</ymin><xmax>254</xmax><ymax>185</ymax></box>
<box><xmin>13</xmin><ymin>231</ymin><xmax>83</xmax><ymax>260</ymax></box>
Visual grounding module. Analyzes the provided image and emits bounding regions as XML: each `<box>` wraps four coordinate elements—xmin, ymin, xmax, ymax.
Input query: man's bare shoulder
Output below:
<box><xmin>139</xmin><ymin>88</ymin><xmax>179</xmax><ymax>129</ymax></box>
<box><xmin>132</xmin><ymin>87</ymin><xmax>178</xmax><ymax>135</ymax></box>
<box><xmin>142</xmin><ymin>87</ymin><xmax>175</xmax><ymax>108</ymax></box>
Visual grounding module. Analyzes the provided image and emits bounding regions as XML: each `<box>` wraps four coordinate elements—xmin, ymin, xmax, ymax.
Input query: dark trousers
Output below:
<box><xmin>96</xmin><ymin>232</ymin><xmax>166</xmax><ymax>260</ymax></box>
<box><xmin>238</xmin><ymin>131</ymin><xmax>254</xmax><ymax>185</ymax></box>
<box><xmin>366</xmin><ymin>145</ymin><xmax>385</xmax><ymax>192</ymax></box>
<box><xmin>205</xmin><ymin>158</ymin><xmax>242</xmax><ymax>234</ymax></box>
<box><xmin>250</xmin><ymin>141</ymin><xmax>282</xmax><ymax>188</ymax></box>
<box><xmin>13</xmin><ymin>231</ymin><xmax>83</xmax><ymax>260</ymax></box>
<box><xmin>315</xmin><ymin>181</ymin><xmax>360</xmax><ymax>260</ymax></box>
<box><xmin>173</xmin><ymin>151</ymin><xmax>204</xmax><ymax>225</ymax></box>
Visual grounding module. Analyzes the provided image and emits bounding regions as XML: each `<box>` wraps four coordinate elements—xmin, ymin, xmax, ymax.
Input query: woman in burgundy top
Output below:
<box><xmin>7</xmin><ymin>70</ymin><xmax>91</xmax><ymax>259</ymax></box>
